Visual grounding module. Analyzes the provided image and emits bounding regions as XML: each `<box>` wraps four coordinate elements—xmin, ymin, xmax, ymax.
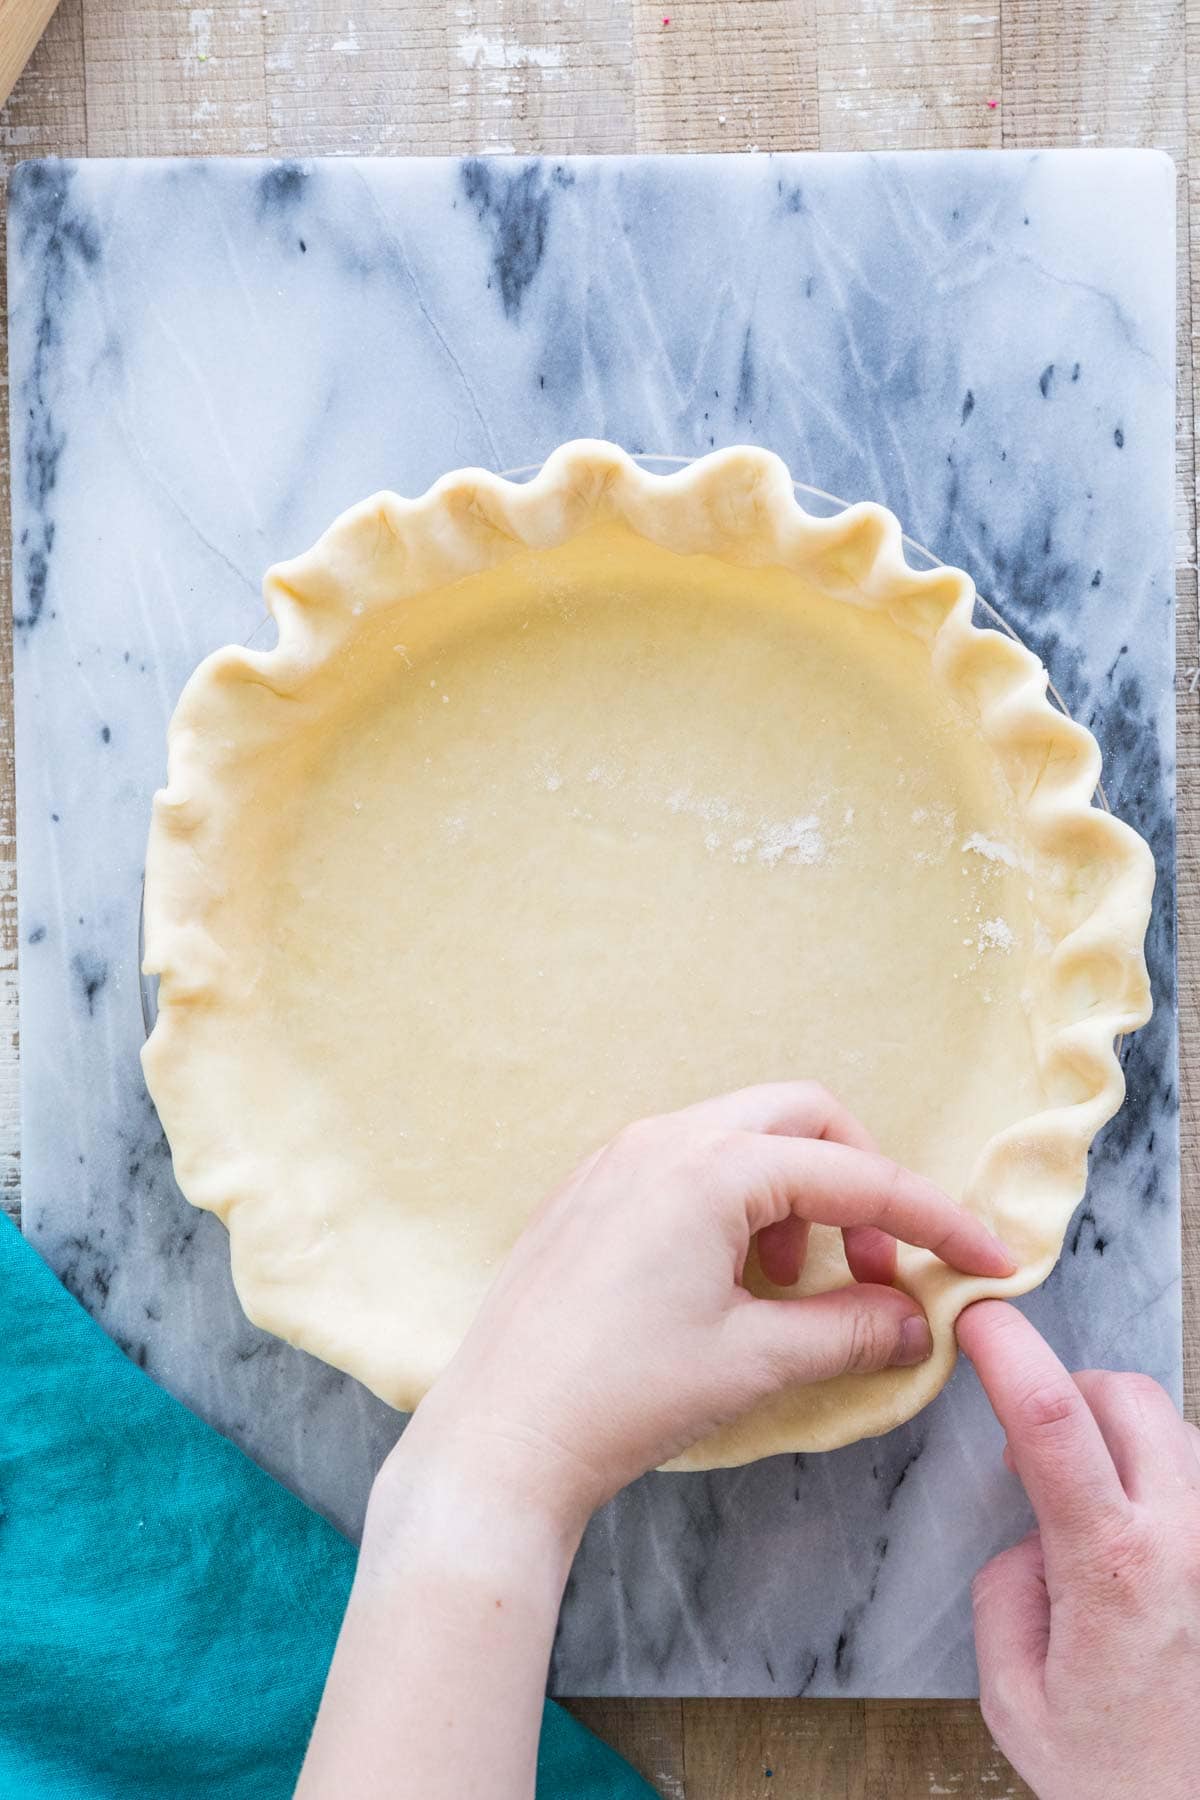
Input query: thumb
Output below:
<box><xmin>731</xmin><ymin>1284</ymin><xmax>934</xmax><ymax>1387</ymax></box>
<box><xmin>972</xmin><ymin>1531</ymin><xmax>1049</xmax><ymax>1726</ymax></box>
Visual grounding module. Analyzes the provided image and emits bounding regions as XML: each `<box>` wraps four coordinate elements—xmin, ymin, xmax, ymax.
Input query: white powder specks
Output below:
<box><xmin>585</xmin><ymin>762</ymin><xmax>623</xmax><ymax>788</ymax></box>
<box><xmin>666</xmin><ymin>787</ymin><xmax>734</xmax><ymax>827</ymax></box>
<box><xmin>911</xmin><ymin>804</ymin><xmax>958</xmax><ymax>865</ymax></box>
<box><xmin>667</xmin><ymin>788</ymin><xmax>834</xmax><ymax>868</ymax></box>
<box><xmin>962</xmin><ymin>833</ymin><xmax>1019</xmax><ymax>868</ymax></box>
<box><xmin>456</xmin><ymin>33</ymin><xmax>565</xmax><ymax>69</ymax></box>
<box><xmin>978</xmin><ymin>917</ymin><xmax>1015</xmax><ymax>953</ymax></box>
<box><xmin>544</xmin><ymin>771</ymin><xmax>563</xmax><ymax>792</ymax></box>
<box><xmin>755</xmin><ymin>815</ymin><xmax>826</xmax><ymax>867</ymax></box>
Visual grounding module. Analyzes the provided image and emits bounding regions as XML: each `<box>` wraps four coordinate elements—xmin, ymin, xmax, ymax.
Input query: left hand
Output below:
<box><xmin>396</xmin><ymin>1081</ymin><xmax>1014</xmax><ymax>1534</ymax></box>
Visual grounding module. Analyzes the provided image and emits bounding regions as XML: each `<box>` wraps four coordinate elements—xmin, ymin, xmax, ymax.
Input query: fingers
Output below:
<box><xmin>678</xmin><ymin>1081</ymin><xmax>878</xmax><ymax>1150</ymax></box>
<box><xmin>690</xmin><ymin>1084</ymin><xmax>898</xmax><ymax>1288</ymax></box>
<box><xmin>756</xmin><ymin>1216</ymin><xmax>810</xmax><ymax>1287</ymax></box>
<box><xmin>718</xmin><ymin>1134</ymin><xmax>1015</xmax><ymax>1277</ymax></box>
<box><xmin>842</xmin><ymin>1224</ymin><xmax>897</xmax><ymax>1286</ymax></box>
<box><xmin>1071</xmin><ymin>1371</ymin><xmax>1200</xmax><ymax>1503</ymax></box>
<box><xmin>957</xmin><ymin>1303</ymin><xmax>1128</xmax><ymax>1561</ymax></box>
<box><xmin>729</xmin><ymin>1283</ymin><xmax>933</xmax><ymax>1385</ymax></box>
<box><xmin>756</xmin><ymin>1219</ymin><xmax>896</xmax><ymax>1290</ymax></box>
<box><xmin>972</xmin><ymin>1532</ymin><xmax>1049</xmax><ymax>1726</ymax></box>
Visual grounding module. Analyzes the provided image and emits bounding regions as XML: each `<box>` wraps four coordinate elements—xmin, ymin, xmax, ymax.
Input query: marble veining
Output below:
<box><xmin>7</xmin><ymin>150</ymin><xmax>1178</xmax><ymax>1697</ymax></box>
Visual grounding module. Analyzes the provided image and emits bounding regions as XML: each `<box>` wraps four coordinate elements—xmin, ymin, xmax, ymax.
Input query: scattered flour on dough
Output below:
<box><xmin>585</xmin><ymin>761</ymin><xmax>623</xmax><ymax>789</ymax></box>
<box><xmin>752</xmin><ymin>815</ymin><xmax>826</xmax><ymax>867</ymax></box>
<box><xmin>911</xmin><ymin>804</ymin><xmax>958</xmax><ymax>865</ymax></box>
<box><xmin>668</xmin><ymin>787</ymin><xmax>831</xmax><ymax>867</ymax></box>
<box><xmin>977</xmin><ymin>917</ymin><xmax>1015</xmax><ymax>953</ymax></box>
<box><xmin>962</xmin><ymin>832</ymin><xmax>1020</xmax><ymax>868</ymax></box>
<box><xmin>666</xmin><ymin>787</ymin><xmax>737</xmax><ymax>827</ymax></box>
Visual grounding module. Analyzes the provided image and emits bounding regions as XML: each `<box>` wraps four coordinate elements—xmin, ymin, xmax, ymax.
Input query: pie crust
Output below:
<box><xmin>142</xmin><ymin>441</ymin><xmax>1155</xmax><ymax>1469</ymax></box>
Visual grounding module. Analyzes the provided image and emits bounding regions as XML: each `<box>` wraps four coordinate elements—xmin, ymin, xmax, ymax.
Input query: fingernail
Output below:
<box><xmin>984</xmin><ymin>1230</ymin><xmax>1020</xmax><ymax>1276</ymax></box>
<box><xmin>891</xmin><ymin>1315</ymin><xmax>933</xmax><ymax>1367</ymax></box>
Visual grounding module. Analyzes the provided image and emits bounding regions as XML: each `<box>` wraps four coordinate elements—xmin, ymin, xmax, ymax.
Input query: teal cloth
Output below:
<box><xmin>0</xmin><ymin>1216</ymin><xmax>655</xmax><ymax>1800</ymax></box>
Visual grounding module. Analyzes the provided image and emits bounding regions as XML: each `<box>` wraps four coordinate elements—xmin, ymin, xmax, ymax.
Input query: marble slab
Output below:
<box><xmin>8</xmin><ymin>150</ymin><xmax>1178</xmax><ymax>1697</ymax></box>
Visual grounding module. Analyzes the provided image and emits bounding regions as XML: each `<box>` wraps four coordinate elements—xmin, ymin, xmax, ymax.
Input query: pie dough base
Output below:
<box><xmin>143</xmin><ymin>445</ymin><xmax>1154</xmax><ymax>1468</ymax></box>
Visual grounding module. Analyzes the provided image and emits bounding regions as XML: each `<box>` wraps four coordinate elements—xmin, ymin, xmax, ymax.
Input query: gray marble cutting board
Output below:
<box><xmin>8</xmin><ymin>150</ymin><xmax>1178</xmax><ymax>1697</ymax></box>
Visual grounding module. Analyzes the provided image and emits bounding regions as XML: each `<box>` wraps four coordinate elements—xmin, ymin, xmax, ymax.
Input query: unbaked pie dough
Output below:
<box><xmin>142</xmin><ymin>442</ymin><xmax>1154</xmax><ymax>1469</ymax></box>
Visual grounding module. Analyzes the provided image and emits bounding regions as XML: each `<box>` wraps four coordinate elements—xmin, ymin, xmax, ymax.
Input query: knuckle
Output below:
<box><xmin>1089</xmin><ymin>1517</ymin><xmax>1160</xmax><ymax>1605</ymax></box>
<box><xmin>1112</xmin><ymin>1370</ymin><xmax>1170</xmax><ymax>1408</ymax></box>
<box><xmin>1014</xmin><ymin>1377</ymin><xmax>1087</xmax><ymax>1436</ymax></box>
<box><xmin>610</xmin><ymin>1117</ymin><xmax>658</xmax><ymax>1157</ymax></box>
<box><xmin>842</xmin><ymin>1306</ymin><xmax>890</xmax><ymax>1374</ymax></box>
<box><xmin>802</xmin><ymin>1079</ymin><xmax>838</xmax><ymax>1112</ymax></box>
<box><xmin>677</xmin><ymin>1128</ymin><xmax>738</xmax><ymax>1183</ymax></box>
<box><xmin>970</xmin><ymin>1564</ymin><xmax>998</xmax><ymax>1610</ymax></box>
<box><xmin>971</xmin><ymin>1546</ymin><xmax>1018</xmax><ymax>1600</ymax></box>
<box><xmin>649</xmin><ymin>1129</ymin><xmax>743</xmax><ymax>1217</ymax></box>
<box><xmin>864</xmin><ymin>1157</ymin><xmax>909</xmax><ymax>1230</ymax></box>
<box><xmin>978</xmin><ymin>1674</ymin><xmax>1025</xmax><ymax>1746</ymax></box>
<box><xmin>877</xmin><ymin>1157</ymin><xmax>909</xmax><ymax>1203</ymax></box>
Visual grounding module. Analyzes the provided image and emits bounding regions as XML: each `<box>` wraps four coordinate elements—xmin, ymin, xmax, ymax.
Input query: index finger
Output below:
<box><xmin>957</xmin><ymin>1301</ymin><xmax>1128</xmax><ymax>1559</ymax></box>
<box><xmin>721</xmin><ymin>1133</ymin><xmax>1016</xmax><ymax>1278</ymax></box>
<box><xmin>677</xmin><ymin>1080</ymin><xmax>877</xmax><ymax>1149</ymax></box>
<box><xmin>683</xmin><ymin>1083</ymin><xmax>897</xmax><ymax>1287</ymax></box>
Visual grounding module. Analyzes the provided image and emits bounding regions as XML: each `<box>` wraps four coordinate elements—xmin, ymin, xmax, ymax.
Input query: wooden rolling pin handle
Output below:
<box><xmin>0</xmin><ymin>0</ymin><xmax>60</xmax><ymax>111</ymax></box>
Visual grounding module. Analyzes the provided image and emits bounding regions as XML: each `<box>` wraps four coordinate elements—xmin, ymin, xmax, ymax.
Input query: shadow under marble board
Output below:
<box><xmin>8</xmin><ymin>150</ymin><xmax>1178</xmax><ymax>1698</ymax></box>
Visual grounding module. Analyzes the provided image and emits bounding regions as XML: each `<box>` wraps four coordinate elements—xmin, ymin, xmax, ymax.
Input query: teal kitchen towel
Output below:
<box><xmin>0</xmin><ymin>1215</ymin><xmax>656</xmax><ymax>1799</ymax></box>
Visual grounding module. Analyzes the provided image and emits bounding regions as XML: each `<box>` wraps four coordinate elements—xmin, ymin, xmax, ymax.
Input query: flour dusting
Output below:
<box><xmin>666</xmin><ymin>787</ymin><xmax>734</xmax><ymax>827</ymax></box>
<box><xmin>666</xmin><ymin>787</ymin><xmax>829</xmax><ymax>866</ymax></box>
<box><xmin>911</xmin><ymin>804</ymin><xmax>958</xmax><ymax>864</ymax></box>
<box><xmin>977</xmin><ymin>917</ymin><xmax>1015</xmax><ymax>953</ymax></box>
<box><xmin>753</xmin><ymin>815</ymin><xmax>826</xmax><ymax>867</ymax></box>
<box><xmin>962</xmin><ymin>833</ymin><xmax>1019</xmax><ymax>868</ymax></box>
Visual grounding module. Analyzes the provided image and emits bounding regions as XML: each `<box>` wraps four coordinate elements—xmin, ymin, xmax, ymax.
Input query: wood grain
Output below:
<box><xmin>0</xmin><ymin>1</ymin><xmax>1194</xmax><ymax>1793</ymax></box>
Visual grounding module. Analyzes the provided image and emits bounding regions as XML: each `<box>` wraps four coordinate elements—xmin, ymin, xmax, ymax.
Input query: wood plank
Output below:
<box><xmin>0</xmin><ymin>0</ymin><xmax>88</xmax><ymax>1219</ymax></box>
<box><xmin>260</xmin><ymin>0</ymin><xmax>634</xmax><ymax>159</ymax></box>
<box><xmin>815</xmin><ymin>0</ymin><xmax>1002</xmax><ymax>151</ymax></box>
<box><xmin>1000</xmin><ymin>0</ymin><xmax>1188</xmax><ymax>150</ymax></box>
<box><xmin>634</xmin><ymin>0</ymin><xmax>819</xmax><ymax>154</ymax></box>
<box><xmin>570</xmin><ymin>1698</ymin><xmax>688</xmax><ymax>1800</ymax></box>
<box><xmin>680</xmin><ymin>1699</ymin><xmax>867</xmax><ymax>1800</ymax></box>
<box><xmin>83</xmin><ymin>0</ymin><xmax>269</xmax><ymax>156</ymax></box>
<box><xmin>864</xmin><ymin>1701</ymin><xmax>1032</xmax><ymax>1798</ymax></box>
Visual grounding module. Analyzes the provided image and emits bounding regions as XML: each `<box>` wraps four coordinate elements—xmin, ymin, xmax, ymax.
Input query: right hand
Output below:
<box><xmin>959</xmin><ymin>1301</ymin><xmax>1200</xmax><ymax>1800</ymax></box>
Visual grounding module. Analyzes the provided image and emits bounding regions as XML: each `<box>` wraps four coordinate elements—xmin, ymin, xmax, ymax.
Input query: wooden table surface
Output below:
<box><xmin>0</xmin><ymin>2</ymin><xmax>1194</xmax><ymax>1794</ymax></box>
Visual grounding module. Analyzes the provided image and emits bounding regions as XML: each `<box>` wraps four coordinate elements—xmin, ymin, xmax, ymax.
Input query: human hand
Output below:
<box><xmin>395</xmin><ymin>1082</ymin><xmax>1014</xmax><ymax>1536</ymax></box>
<box><xmin>958</xmin><ymin>1301</ymin><xmax>1200</xmax><ymax>1800</ymax></box>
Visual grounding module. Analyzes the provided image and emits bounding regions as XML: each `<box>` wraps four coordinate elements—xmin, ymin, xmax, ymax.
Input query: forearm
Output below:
<box><xmin>296</xmin><ymin>1429</ymin><xmax>582</xmax><ymax>1800</ymax></box>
